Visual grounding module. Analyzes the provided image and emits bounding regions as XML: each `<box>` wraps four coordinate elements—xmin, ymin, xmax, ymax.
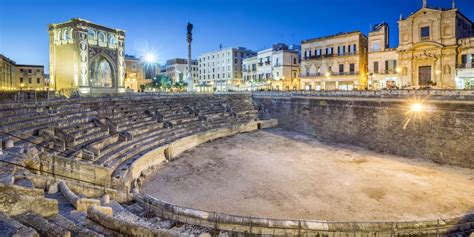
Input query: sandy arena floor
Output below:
<box><xmin>141</xmin><ymin>129</ymin><xmax>474</xmax><ymax>221</ymax></box>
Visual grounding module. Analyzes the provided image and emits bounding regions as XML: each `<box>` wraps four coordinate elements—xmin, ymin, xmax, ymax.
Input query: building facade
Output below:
<box><xmin>300</xmin><ymin>31</ymin><xmax>368</xmax><ymax>90</ymax></box>
<box><xmin>15</xmin><ymin>65</ymin><xmax>46</xmax><ymax>90</ymax></box>
<box><xmin>164</xmin><ymin>58</ymin><xmax>198</xmax><ymax>84</ymax></box>
<box><xmin>397</xmin><ymin>1</ymin><xmax>473</xmax><ymax>89</ymax></box>
<box><xmin>124</xmin><ymin>55</ymin><xmax>150</xmax><ymax>92</ymax></box>
<box><xmin>197</xmin><ymin>47</ymin><xmax>255</xmax><ymax>92</ymax></box>
<box><xmin>0</xmin><ymin>54</ymin><xmax>16</xmax><ymax>91</ymax></box>
<box><xmin>242</xmin><ymin>43</ymin><xmax>300</xmax><ymax>91</ymax></box>
<box><xmin>457</xmin><ymin>37</ymin><xmax>474</xmax><ymax>89</ymax></box>
<box><xmin>49</xmin><ymin>18</ymin><xmax>126</xmax><ymax>94</ymax></box>
<box><xmin>368</xmin><ymin>23</ymin><xmax>400</xmax><ymax>89</ymax></box>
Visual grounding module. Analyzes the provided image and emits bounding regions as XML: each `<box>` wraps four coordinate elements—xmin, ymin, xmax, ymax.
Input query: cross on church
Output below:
<box><xmin>422</xmin><ymin>0</ymin><xmax>427</xmax><ymax>8</ymax></box>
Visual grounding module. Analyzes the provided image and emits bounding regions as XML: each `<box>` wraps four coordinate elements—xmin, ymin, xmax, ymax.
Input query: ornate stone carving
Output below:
<box><xmin>79</xmin><ymin>31</ymin><xmax>89</xmax><ymax>87</ymax></box>
<box><xmin>89</xmin><ymin>46</ymin><xmax>117</xmax><ymax>63</ymax></box>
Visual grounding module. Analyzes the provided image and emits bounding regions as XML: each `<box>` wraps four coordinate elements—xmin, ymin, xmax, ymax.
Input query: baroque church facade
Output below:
<box><xmin>396</xmin><ymin>0</ymin><xmax>474</xmax><ymax>89</ymax></box>
<box><xmin>49</xmin><ymin>18</ymin><xmax>126</xmax><ymax>94</ymax></box>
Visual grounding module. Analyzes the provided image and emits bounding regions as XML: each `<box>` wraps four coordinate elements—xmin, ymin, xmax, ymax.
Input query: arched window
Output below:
<box><xmin>56</xmin><ymin>30</ymin><xmax>62</xmax><ymax>41</ymax></box>
<box><xmin>98</xmin><ymin>32</ymin><xmax>106</xmax><ymax>43</ymax></box>
<box><xmin>88</xmin><ymin>29</ymin><xmax>96</xmax><ymax>40</ymax></box>
<box><xmin>108</xmin><ymin>34</ymin><xmax>116</xmax><ymax>45</ymax></box>
<box><xmin>63</xmin><ymin>28</ymin><xmax>71</xmax><ymax>40</ymax></box>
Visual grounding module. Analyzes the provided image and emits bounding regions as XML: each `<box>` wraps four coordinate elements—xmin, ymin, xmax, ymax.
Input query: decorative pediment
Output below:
<box><xmin>410</xmin><ymin>41</ymin><xmax>444</xmax><ymax>50</ymax></box>
<box><xmin>407</xmin><ymin>8</ymin><xmax>442</xmax><ymax>19</ymax></box>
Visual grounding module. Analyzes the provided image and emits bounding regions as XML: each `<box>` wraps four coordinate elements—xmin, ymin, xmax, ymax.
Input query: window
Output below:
<box><xmin>20</xmin><ymin>78</ymin><xmax>23</xmax><ymax>83</ymax></box>
<box><xmin>374</xmin><ymin>61</ymin><xmax>379</xmax><ymax>73</ymax></box>
<box><xmin>385</xmin><ymin>60</ymin><xmax>397</xmax><ymax>73</ymax></box>
<box><xmin>421</xmin><ymin>26</ymin><xmax>430</xmax><ymax>40</ymax></box>
<box><xmin>28</xmin><ymin>69</ymin><xmax>32</xmax><ymax>73</ymax></box>
<box><xmin>37</xmin><ymin>78</ymin><xmax>40</xmax><ymax>84</ymax></box>
<box><xmin>108</xmin><ymin>34</ymin><xmax>116</xmax><ymax>45</ymax></box>
<box><xmin>372</xmin><ymin>42</ymin><xmax>380</xmax><ymax>52</ymax></box>
<box><xmin>293</xmin><ymin>58</ymin><xmax>297</xmax><ymax>64</ymax></box>
<box><xmin>88</xmin><ymin>29</ymin><xmax>96</xmax><ymax>40</ymax></box>
<box><xmin>98</xmin><ymin>32</ymin><xmax>106</xmax><ymax>43</ymax></box>
<box><xmin>339</xmin><ymin>64</ymin><xmax>344</xmax><ymax>73</ymax></box>
<box><xmin>28</xmin><ymin>78</ymin><xmax>32</xmax><ymax>84</ymax></box>
<box><xmin>349</xmin><ymin>64</ymin><xmax>355</xmax><ymax>73</ymax></box>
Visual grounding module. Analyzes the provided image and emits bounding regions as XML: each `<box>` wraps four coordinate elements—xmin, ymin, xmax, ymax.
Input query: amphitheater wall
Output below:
<box><xmin>253</xmin><ymin>96</ymin><xmax>474</xmax><ymax>168</ymax></box>
<box><xmin>39</xmin><ymin>154</ymin><xmax>113</xmax><ymax>187</ymax></box>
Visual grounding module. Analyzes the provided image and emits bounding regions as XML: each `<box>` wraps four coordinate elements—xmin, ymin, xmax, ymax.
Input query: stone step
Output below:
<box><xmin>14</xmin><ymin>213</ymin><xmax>71</xmax><ymax>237</ymax></box>
<box><xmin>48</xmin><ymin>214</ymin><xmax>103</xmax><ymax>237</ymax></box>
<box><xmin>0</xmin><ymin>212</ymin><xmax>39</xmax><ymax>237</ymax></box>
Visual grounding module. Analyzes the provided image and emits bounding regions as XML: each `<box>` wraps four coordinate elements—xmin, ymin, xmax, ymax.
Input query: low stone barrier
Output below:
<box><xmin>87</xmin><ymin>206</ymin><xmax>183</xmax><ymax>237</ymax></box>
<box><xmin>58</xmin><ymin>181</ymin><xmax>100</xmax><ymax>212</ymax></box>
<box><xmin>250</xmin><ymin>89</ymin><xmax>474</xmax><ymax>99</ymax></box>
<box><xmin>140</xmin><ymin>195</ymin><xmax>474</xmax><ymax>236</ymax></box>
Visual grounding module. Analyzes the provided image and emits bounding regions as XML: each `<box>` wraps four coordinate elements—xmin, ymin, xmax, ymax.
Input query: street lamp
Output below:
<box><xmin>144</xmin><ymin>53</ymin><xmax>157</xmax><ymax>64</ymax></box>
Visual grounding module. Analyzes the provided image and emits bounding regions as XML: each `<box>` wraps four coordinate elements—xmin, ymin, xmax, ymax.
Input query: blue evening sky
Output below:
<box><xmin>0</xmin><ymin>0</ymin><xmax>473</xmax><ymax>72</ymax></box>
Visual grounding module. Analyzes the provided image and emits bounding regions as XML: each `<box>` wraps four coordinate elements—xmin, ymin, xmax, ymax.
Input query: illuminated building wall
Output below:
<box><xmin>0</xmin><ymin>54</ymin><xmax>16</xmax><ymax>91</ymax></box>
<box><xmin>242</xmin><ymin>44</ymin><xmax>300</xmax><ymax>91</ymax></box>
<box><xmin>198</xmin><ymin>47</ymin><xmax>256</xmax><ymax>92</ymax></box>
<box><xmin>15</xmin><ymin>65</ymin><xmax>46</xmax><ymax>90</ymax></box>
<box><xmin>49</xmin><ymin>18</ymin><xmax>126</xmax><ymax>94</ymax></box>
<box><xmin>368</xmin><ymin>23</ymin><xmax>400</xmax><ymax>90</ymax></box>
<box><xmin>300</xmin><ymin>31</ymin><xmax>369</xmax><ymax>91</ymax></box>
<box><xmin>124</xmin><ymin>55</ymin><xmax>151</xmax><ymax>92</ymax></box>
<box><xmin>397</xmin><ymin>2</ymin><xmax>473</xmax><ymax>89</ymax></box>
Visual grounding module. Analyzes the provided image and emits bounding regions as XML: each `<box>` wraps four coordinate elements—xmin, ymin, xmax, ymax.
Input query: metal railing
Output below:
<box><xmin>250</xmin><ymin>89</ymin><xmax>474</xmax><ymax>100</ymax></box>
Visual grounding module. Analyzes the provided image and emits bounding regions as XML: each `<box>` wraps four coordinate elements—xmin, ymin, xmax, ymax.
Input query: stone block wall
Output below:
<box><xmin>253</xmin><ymin>96</ymin><xmax>474</xmax><ymax>168</ymax></box>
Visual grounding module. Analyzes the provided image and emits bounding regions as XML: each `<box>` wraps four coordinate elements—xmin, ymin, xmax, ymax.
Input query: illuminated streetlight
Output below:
<box><xmin>144</xmin><ymin>53</ymin><xmax>157</xmax><ymax>63</ymax></box>
<box><xmin>410</xmin><ymin>103</ymin><xmax>424</xmax><ymax>113</ymax></box>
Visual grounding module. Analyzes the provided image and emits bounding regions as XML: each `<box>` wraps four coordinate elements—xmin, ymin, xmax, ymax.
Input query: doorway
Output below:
<box><xmin>418</xmin><ymin>66</ymin><xmax>432</xmax><ymax>86</ymax></box>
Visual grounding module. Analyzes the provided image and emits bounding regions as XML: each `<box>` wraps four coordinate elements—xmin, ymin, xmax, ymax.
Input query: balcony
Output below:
<box><xmin>258</xmin><ymin>62</ymin><xmax>263</xmax><ymax>66</ymax></box>
<box><xmin>265</xmin><ymin>61</ymin><xmax>271</xmax><ymax>65</ymax></box>
<box><xmin>302</xmin><ymin>71</ymin><xmax>360</xmax><ymax>78</ymax></box>
<box><xmin>334</xmin><ymin>71</ymin><xmax>358</xmax><ymax>76</ymax></box>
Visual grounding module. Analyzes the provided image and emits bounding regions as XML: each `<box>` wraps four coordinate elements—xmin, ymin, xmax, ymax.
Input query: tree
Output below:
<box><xmin>149</xmin><ymin>75</ymin><xmax>172</xmax><ymax>90</ymax></box>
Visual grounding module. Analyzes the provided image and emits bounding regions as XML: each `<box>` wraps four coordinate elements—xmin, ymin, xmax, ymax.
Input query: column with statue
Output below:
<box><xmin>186</xmin><ymin>22</ymin><xmax>194</xmax><ymax>92</ymax></box>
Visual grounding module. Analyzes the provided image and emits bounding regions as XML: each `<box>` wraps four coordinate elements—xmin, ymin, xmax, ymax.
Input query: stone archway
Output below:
<box><xmin>89</xmin><ymin>54</ymin><xmax>116</xmax><ymax>88</ymax></box>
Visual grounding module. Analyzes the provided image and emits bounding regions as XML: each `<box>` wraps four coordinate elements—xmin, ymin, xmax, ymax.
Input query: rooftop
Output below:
<box><xmin>302</xmin><ymin>31</ymin><xmax>365</xmax><ymax>44</ymax></box>
<box><xmin>15</xmin><ymin>64</ymin><xmax>44</xmax><ymax>68</ymax></box>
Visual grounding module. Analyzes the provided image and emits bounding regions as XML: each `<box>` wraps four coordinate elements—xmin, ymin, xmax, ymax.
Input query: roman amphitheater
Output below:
<box><xmin>0</xmin><ymin>91</ymin><xmax>473</xmax><ymax>237</ymax></box>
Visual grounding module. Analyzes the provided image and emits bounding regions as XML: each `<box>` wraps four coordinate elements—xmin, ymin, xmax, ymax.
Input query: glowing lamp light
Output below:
<box><xmin>396</xmin><ymin>67</ymin><xmax>402</xmax><ymax>73</ymax></box>
<box><xmin>410</xmin><ymin>103</ymin><xmax>424</xmax><ymax>113</ymax></box>
<box><xmin>144</xmin><ymin>53</ymin><xmax>157</xmax><ymax>63</ymax></box>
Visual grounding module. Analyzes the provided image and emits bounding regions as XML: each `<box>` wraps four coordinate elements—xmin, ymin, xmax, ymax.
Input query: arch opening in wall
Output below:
<box><xmin>89</xmin><ymin>55</ymin><xmax>115</xmax><ymax>88</ymax></box>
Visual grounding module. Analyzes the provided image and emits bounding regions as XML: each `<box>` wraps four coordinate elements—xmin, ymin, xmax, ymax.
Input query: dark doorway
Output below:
<box><xmin>418</xmin><ymin>66</ymin><xmax>432</xmax><ymax>86</ymax></box>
